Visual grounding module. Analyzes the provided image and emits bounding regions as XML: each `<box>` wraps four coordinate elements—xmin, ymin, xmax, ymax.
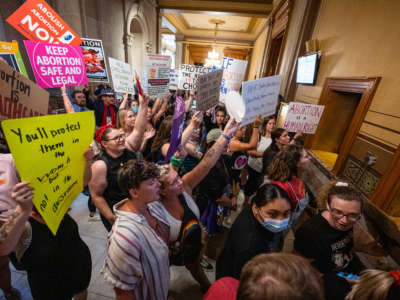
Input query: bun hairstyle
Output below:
<box><xmin>317</xmin><ymin>180</ymin><xmax>364</xmax><ymax>211</ymax></box>
<box><xmin>345</xmin><ymin>269</ymin><xmax>400</xmax><ymax>300</ymax></box>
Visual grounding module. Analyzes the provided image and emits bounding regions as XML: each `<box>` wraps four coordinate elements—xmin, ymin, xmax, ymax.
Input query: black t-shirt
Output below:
<box><xmin>100</xmin><ymin>149</ymin><xmax>137</xmax><ymax>209</ymax></box>
<box><xmin>216</xmin><ymin>205</ymin><xmax>284</xmax><ymax>280</ymax></box>
<box><xmin>294</xmin><ymin>213</ymin><xmax>354</xmax><ymax>274</ymax></box>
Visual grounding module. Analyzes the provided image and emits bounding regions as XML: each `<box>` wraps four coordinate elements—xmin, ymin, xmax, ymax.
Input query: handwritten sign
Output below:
<box><xmin>146</xmin><ymin>54</ymin><xmax>170</xmax><ymax>98</ymax></box>
<box><xmin>81</xmin><ymin>38</ymin><xmax>109</xmax><ymax>82</ymax></box>
<box><xmin>6</xmin><ymin>0</ymin><xmax>82</xmax><ymax>46</ymax></box>
<box><xmin>2</xmin><ymin>111</ymin><xmax>95</xmax><ymax>234</ymax></box>
<box><xmin>178</xmin><ymin>64</ymin><xmax>212</xmax><ymax>90</ymax></box>
<box><xmin>196</xmin><ymin>69</ymin><xmax>223</xmax><ymax>111</ymax></box>
<box><xmin>0</xmin><ymin>60</ymin><xmax>49</xmax><ymax>121</ymax></box>
<box><xmin>24</xmin><ymin>41</ymin><xmax>87</xmax><ymax>88</ymax></box>
<box><xmin>220</xmin><ymin>57</ymin><xmax>247</xmax><ymax>102</ymax></box>
<box><xmin>283</xmin><ymin>102</ymin><xmax>325</xmax><ymax>134</ymax></box>
<box><xmin>241</xmin><ymin>75</ymin><xmax>282</xmax><ymax>126</ymax></box>
<box><xmin>108</xmin><ymin>57</ymin><xmax>134</xmax><ymax>94</ymax></box>
<box><xmin>169</xmin><ymin>69</ymin><xmax>179</xmax><ymax>90</ymax></box>
<box><xmin>0</xmin><ymin>40</ymin><xmax>28</xmax><ymax>77</ymax></box>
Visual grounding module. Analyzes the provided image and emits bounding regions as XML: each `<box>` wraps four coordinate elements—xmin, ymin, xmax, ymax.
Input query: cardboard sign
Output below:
<box><xmin>0</xmin><ymin>40</ymin><xmax>28</xmax><ymax>77</ymax></box>
<box><xmin>240</xmin><ymin>75</ymin><xmax>282</xmax><ymax>126</ymax></box>
<box><xmin>81</xmin><ymin>38</ymin><xmax>109</xmax><ymax>82</ymax></box>
<box><xmin>108</xmin><ymin>57</ymin><xmax>134</xmax><ymax>94</ymax></box>
<box><xmin>196</xmin><ymin>69</ymin><xmax>223</xmax><ymax>111</ymax></box>
<box><xmin>178</xmin><ymin>64</ymin><xmax>212</xmax><ymax>90</ymax></box>
<box><xmin>146</xmin><ymin>54</ymin><xmax>170</xmax><ymax>98</ymax></box>
<box><xmin>283</xmin><ymin>102</ymin><xmax>325</xmax><ymax>134</ymax></box>
<box><xmin>0</xmin><ymin>60</ymin><xmax>49</xmax><ymax>121</ymax></box>
<box><xmin>142</xmin><ymin>71</ymin><xmax>148</xmax><ymax>93</ymax></box>
<box><xmin>6</xmin><ymin>0</ymin><xmax>82</xmax><ymax>46</ymax></box>
<box><xmin>24</xmin><ymin>41</ymin><xmax>87</xmax><ymax>88</ymax></box>
<box><xmin>2</xmin><ymin>111</ymin><xmax>95</xmax><ymax>234</ymax></box>
<box><xmin>220</xmin><ymin>57</ymin><xmax>248</xmax><ymax>102</ymax></box>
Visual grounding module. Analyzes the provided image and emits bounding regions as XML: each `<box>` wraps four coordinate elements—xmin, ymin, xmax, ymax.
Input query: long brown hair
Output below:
<box><xmin>151</xmin><ymin>116</ymin><xmax>173</xmax><ymax>153</ymax></box>
<box><xmin>267</xmin><ymin>145</ymin><xmax>301</xmax><ymax>182</ymax></box>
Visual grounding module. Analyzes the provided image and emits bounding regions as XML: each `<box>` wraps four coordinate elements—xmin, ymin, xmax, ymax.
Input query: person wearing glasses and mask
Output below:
<box><xmin>89</xmin><ymin>95</ymin><xmax>149</xmax><ymax>231</ymax></box>
<box><xmin>294</xmin><ymin>181</ymin><xmax>386</xmax><ymax>300</ymax></box>
<box><xmin>216</xmin><ymin>184</ymin><xmax>292</xmax><ymax>280</ymax></box>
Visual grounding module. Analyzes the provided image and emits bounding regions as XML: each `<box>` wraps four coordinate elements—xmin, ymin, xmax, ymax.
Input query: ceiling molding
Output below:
<box><xmin>159</xmin><ymin>0</ymin><xmax>273</xmax><ymax>17</ymax></box>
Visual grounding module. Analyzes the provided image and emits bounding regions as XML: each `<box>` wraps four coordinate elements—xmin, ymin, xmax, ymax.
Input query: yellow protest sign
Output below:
<box><xmin>0</xmin><ymin>40</ymin><xmax>19</xmax><ymax>53</ymax></box>
<box><xmin>2</xmin><ymin>111</ymin><xmax>94</xmax><ymax>234</ymax></box>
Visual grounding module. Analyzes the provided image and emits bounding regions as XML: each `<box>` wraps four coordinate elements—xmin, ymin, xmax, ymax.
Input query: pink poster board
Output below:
<box><xmin>24</xmin><ymin>41</ymin><xmax>87</xmax><ymax>88</ymax></box>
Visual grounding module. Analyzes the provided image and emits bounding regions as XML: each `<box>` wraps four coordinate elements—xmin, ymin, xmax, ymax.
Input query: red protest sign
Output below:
<box><xmin>135</xmin><ymin>72</ymin><xmax>144</xmax><ymax>97</ymax></box>
<box><xmin>6</xmin><ymin>0</ymin><xmax>82</xmax><ymax>46</ymax></box>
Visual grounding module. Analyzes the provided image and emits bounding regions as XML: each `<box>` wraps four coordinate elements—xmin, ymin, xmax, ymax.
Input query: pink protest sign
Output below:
<box><xmin>24</xmin><ymin>41</ymin><xmax>87</xmax><ymax>88</ymax></box>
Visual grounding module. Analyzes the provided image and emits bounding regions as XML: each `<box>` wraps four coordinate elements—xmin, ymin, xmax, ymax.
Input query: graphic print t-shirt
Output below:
<box><xmin>294</xmin><ymin>213</ymin><xmax>353</xmax><ymax>273</ymax></box>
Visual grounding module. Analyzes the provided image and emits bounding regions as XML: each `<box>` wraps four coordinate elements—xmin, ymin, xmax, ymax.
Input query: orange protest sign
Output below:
<box><xmin>6</xmin><ymin>0</ymin><xmax>82</xmax><ymax>46</ymax></box>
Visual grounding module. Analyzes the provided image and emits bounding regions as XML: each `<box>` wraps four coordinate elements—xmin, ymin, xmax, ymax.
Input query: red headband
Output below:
<box><xmin>95</xmin><ymin>125</ymin><xmax>114</xmax><ymax>143</ymax></box>
<box><xmin>389</xmin><ymin>270</ymin><xmax>400</xmax><ymax>286</ymax></box>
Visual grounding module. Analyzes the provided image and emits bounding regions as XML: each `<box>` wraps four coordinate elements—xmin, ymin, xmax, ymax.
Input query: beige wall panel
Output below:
<box><xmin>295</xmin><ymin>0</ymin><xmax>400</xmax><ymax>120</ymax></box>
<box><xmin>360</xmin><ymin>123</ymin><xmax>400</xmax><ymax>148</ymax></box>
<box><xmin>247</xmin><ymin>27</ymin><xmax>267</xmax><ymax>80</ymax></box>
<box><xmin>365</xmin><ymin>111</ymin><xmax>400</xmax><ymax>133</ymax></box>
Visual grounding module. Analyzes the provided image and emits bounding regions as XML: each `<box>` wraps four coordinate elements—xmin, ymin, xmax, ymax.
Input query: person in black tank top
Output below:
<box><xmin>15</xmin><ymin>209</ymin><xmax>91</xmax><ymax>300</ymax></box>
<box><xmin>89</xmin><ymin>95</ymin><xmax>150</xmax><ymax>231</ymax></box>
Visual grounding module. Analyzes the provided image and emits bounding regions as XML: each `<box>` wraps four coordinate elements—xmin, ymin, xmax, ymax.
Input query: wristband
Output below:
<box><xmin>222</xmin><ymin>133</ymin><xmax>232</xmax><ymax>141</ymax></box>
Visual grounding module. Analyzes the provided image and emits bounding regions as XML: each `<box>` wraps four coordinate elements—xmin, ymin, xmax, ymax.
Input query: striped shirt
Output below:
<box><xmin>102</xmin><ymin>199</ymin><xmax>170</xmax><ymax>300</ymax></box>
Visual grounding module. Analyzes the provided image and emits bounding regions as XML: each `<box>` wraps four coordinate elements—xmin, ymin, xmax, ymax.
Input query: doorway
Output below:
<box><xmin>130</xmin><ymin>18</ymin><xmax>144</xmax><ymax>75</ymax></box>
<box><xmin>305</xmin><ymin>77</ymin><xmax>381</xmax><ymax>175</ymax></box>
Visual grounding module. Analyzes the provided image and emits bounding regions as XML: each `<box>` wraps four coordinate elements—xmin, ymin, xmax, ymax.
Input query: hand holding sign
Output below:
<box><xmin>2</xmin><ymin>111</ymin><xmax>95</xmax><ymax>234</ymax></box>
<box><xmin>11</xmin><ymin>182</ymin><xmax>34</xmax><ymax>211</ymax></box>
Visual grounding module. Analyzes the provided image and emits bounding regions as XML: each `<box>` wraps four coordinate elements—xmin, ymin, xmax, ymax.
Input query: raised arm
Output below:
<box><xmin>152</xmin><ymin>96</ymin><xmax>168</xmax><ymax>126</ymax></box>
<box><xmin>89</xmin><ymin>161</ymin><xmax>115</xmax><ymax>225</ymax></box>
<box><xmin>229</xmin><ymin>116</ymin><xmax>262</xmax><ymax>152</ymax></box>
<box><xmin>83</xmin><ymin>147</ymin><xmax>94</xmax><ymax>187</ymax></box>
<box><xmin>0</xmin><ymin>182</ymin><xmax>33</xmax><ymax>255</ymax></box>
<box><xmin>180</xmin><ymin>111</ymin><xmax>203</xmax><ymax>148</ymax></box>
<box><xmin>125</xmin><ymin>94</ymin><xmax>149</xmax><ymax>152</ymax></box>
<box><xmin>182</xmin><ymin>117</ymin><xmax>239</xmax><ymax>193</ymax></box>
<box><xmin>119</xmin><ymin>93</ymin><xmax>129</xmax><ymax>110</ymax></box>
<box><xmin>185</xmin><ymin>90</ymin><xmax>195</xmax><ymax>113</ymax></box>
<box><xmin>61</xmin><ymin>85</ymin><xmax>75</xmax><ymax>113</ymax></box>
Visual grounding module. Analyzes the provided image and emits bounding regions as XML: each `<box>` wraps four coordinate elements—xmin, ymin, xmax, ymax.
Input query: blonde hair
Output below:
<box><xmin>116</xmin><ymin>109</ymin><xmax>127</xmax><ymax>129</ymax></box>
<box><xmin>157</xmin><ymin>164</ymin><xmax>171</xmax><ymax>189</ymax></box>
<box><xmin>237</xmin><ymin>253</ymin><xmax>324</xmax><ymax>300</ymax></box>
<box><xmin>346</xmin><ymin>269</ymin><xmax>400</xmax><ymax>300</ymax></box>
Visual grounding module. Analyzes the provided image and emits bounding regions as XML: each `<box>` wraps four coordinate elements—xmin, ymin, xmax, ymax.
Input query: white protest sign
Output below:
<box><xmin>196</xmin><ymin>69</ymin><xmax>223</xmax><ymax>111</ymax></box>
<box><xmin>240</xmin><ymin>75</ymin><xmax>282</xmax><ymax>126</ymax></box>
<box><xmin>178</xmin><ymin>64</ymin><xmax>212</xmax><ymax>90</ymax></box>
<box><xmin>108</xmin><ymin>57</ymin><xmax>134</xmax><ymax>94</ymax></box>
<box><xmin>169</xmin><ymin>69</ymin><xmax>179</xmax><ymax>90</ymax></box>
<box><xmin>142</xmin><ymin>71</ymin><xmax>148</xmax><ymax>93</ymax></box>
<box><xmin>283</xmin><ymin>102</ymin><xmax>325</xmax><ymax>134</ymax></box>
<box><xmin>220</xmin><ymin>57</ymin><xmax>247</xmax><ymax>102</ymax></box>
<box><xmin>146</xmin><ymin>54</ymin><xmax>170</xmax><ymax>98</ymax></box>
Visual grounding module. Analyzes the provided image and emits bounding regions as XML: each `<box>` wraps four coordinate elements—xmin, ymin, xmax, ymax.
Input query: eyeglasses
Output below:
<box><xmin>328</xmin><ymin>205</ymin><xmax>361</xmax><ymax>222</ymax></box>
<box><xmin>104</xmin><ymin>134</ymin><xmax>126</xmax><ymax>142</ymax></box>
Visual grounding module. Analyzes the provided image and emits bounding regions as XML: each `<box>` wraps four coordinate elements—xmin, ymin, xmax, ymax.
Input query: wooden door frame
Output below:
<box><xmin>370</xmin><ymin>145</ymin><xmax>400</xmax><ymax>212</ymax></box>
<box><xmin>305</xmin><ymin>77</ymin><xmax>381</xmax><ymax>175</ymax></box>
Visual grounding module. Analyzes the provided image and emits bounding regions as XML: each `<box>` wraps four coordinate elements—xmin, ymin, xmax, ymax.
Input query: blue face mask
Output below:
<box><xmin>132</xmin><ymin>106</ymin><xmax>139</xmax><ymax>114</ymax></box>
<box><xmin>262</xmin><ymin>217</ymin><xmax>289</xmax><ymax>233</ymax></box>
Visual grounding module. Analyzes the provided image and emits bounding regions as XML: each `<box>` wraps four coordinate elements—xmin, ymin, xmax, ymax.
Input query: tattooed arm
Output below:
<box><xmin>0</xmin><ymin>182</ymin><xmax>33</xmax><ymax>255</ymax></box>
<box><xmin>182</xmin><ymin>117</ymin><xmax>239</xmax><ymax>193</ymax></box>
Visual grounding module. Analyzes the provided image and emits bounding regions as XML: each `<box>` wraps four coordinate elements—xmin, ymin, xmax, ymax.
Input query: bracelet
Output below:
<box><xmin>253</xmin><ymin>125</ymin><xmax>259</xmax><ymax>129</ymax></box>
<box><xmin>62</xmin><ymin>93</ymin><xmax>67</xmax><ymax>96</ymax></box>
<box><xmin>222</xmin><ymin>133</ymin><xmax>232</xmax><ymax>141</ymax></box>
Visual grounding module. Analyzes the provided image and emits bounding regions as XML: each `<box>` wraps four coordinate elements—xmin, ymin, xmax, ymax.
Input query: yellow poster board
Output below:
<box><xmin>2</xmin><ymin>111</ymin><xmax>95</xmax><ymax>234</ymax></box>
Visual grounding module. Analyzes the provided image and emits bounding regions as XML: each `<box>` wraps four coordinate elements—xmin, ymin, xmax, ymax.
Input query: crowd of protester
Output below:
<box><xmin>0</xmin><ymin>84</ymin><xmax>398</xmax><ymax>300</ymax></box>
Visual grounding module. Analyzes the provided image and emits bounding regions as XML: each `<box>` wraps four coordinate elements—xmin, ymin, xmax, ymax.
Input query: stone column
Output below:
<box><xmin>175</xmin><ymin>33</ymin><xmax>184</xmax><ymax>68</ymax></box>
<box><xmin>124</xmin><ymin>33</ymin><xmax>134</xmax><ymax>66</ymax></box>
